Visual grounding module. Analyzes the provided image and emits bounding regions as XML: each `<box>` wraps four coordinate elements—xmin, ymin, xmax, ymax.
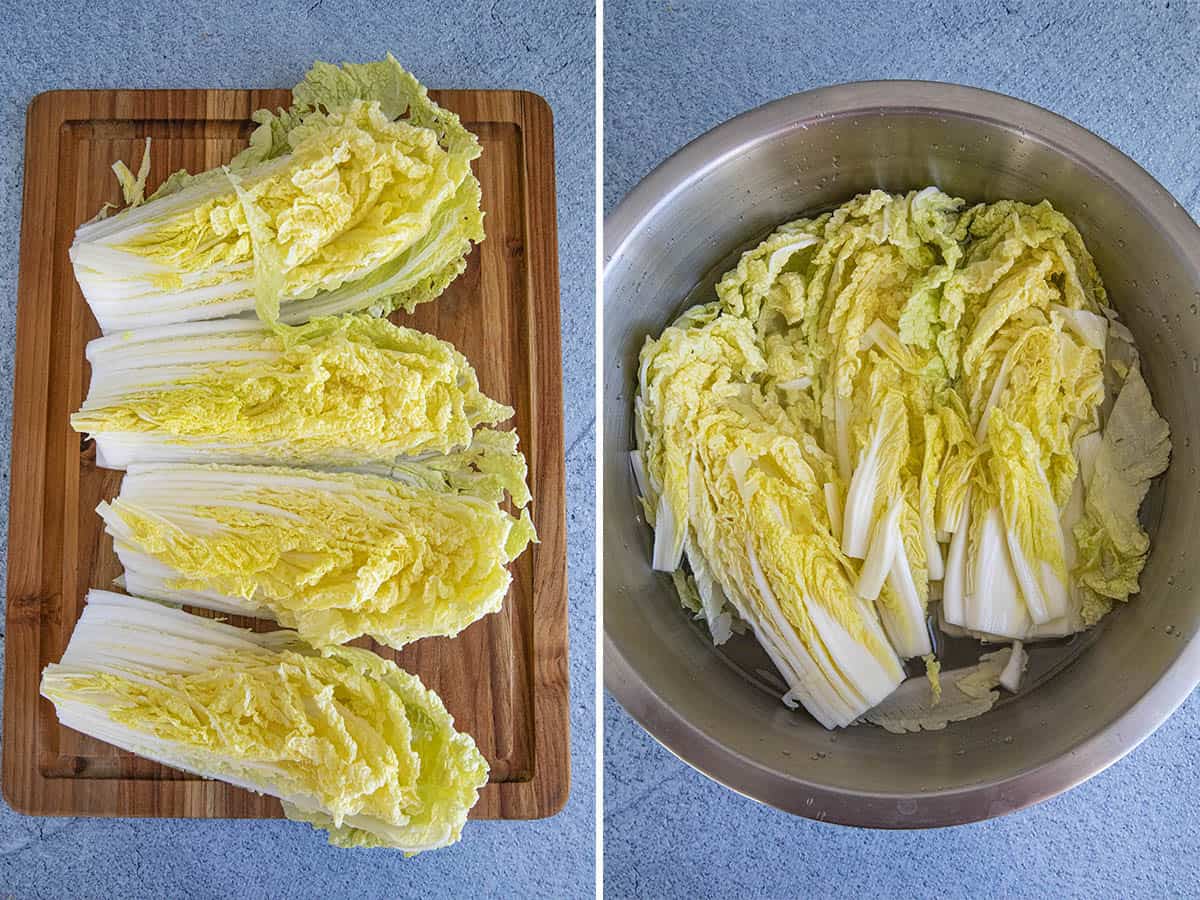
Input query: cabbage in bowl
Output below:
<box><xmin>633</xmin><ymin>188</ymin><xmax>1170</xmax><ymax>730</ymax></box>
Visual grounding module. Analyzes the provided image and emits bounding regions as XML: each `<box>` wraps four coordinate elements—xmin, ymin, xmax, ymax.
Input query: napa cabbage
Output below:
<box><xmin>41</xmin><ymin>591</ymin><xmax>487</xmax><ymax>853</ymax></box>
<box><xmin>71</xmin><ymin>314</ymin><xmax>514</xmax><ymax>469</ymax></box>
<box><xmin>636</xmin><ymin>304</ymin><xmax>904</xmax><ymax>729</ymax></box>
<box><xmin>99</xmin><ymin>462</ymin><xmax>536</xmax><ymax>650</ymax></box>
<box><xmin>71</xmin><ymin>55</ymin><xmax>483</xmax><ymax>332</ymax></box>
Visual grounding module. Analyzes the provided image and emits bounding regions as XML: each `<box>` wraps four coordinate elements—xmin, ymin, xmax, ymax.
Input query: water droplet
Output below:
<box><xmin>1003</xmin><ymin>736</ymin><xmax>1014</xmax><ymax>744</ymax></box>
<box><xmin>1118</xmin><ymin>239</ymin><xmax>1127</xmax><ymax>248</ymax></box>
<box><xmin>1167</xmin><ymin>575</ymin><xmax>1176</xmax><ymax>585</ymax></box>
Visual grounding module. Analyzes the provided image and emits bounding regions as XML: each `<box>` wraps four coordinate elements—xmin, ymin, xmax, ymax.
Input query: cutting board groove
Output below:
<box><xmin>4</xmin><ymin>88</ymin><xmax>569</xmax><ymax>820</ymax></box>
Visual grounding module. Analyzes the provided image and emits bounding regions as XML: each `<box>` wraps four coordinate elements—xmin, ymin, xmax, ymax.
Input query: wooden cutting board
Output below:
<box><xmin>2</xmin><ymin>88</ymin><xmax>569</xmax><ymax>820</ymax></box>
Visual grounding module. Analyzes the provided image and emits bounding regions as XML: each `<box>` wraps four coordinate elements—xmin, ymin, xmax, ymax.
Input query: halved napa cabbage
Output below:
<box><xmin>71</xmin><ymin>314</ymin><xmax>513</xmax><ymax>469</ymax></box>
<box><xmin>71</xmin><ymin>55</ymin><xmax>482</xmax><ymax>332</ymax></box>
<box><xmin>41</xmin><ymin>591</ymin><xmax>487</xmax><ymax>853</ymax></box>
<box><xmin>99</xmin><ymin>462</ymin><xmax>536</xmax><ymax>650</ymax></box>
<box><xmin>636</xmin><ymin>309</ymin><xmax>904</xmax><ymax>728</ymax></box>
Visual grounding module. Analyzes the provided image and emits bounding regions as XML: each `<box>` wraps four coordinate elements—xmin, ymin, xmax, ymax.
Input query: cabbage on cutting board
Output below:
<box><xmin>71</xmin><ymin>314</ymin><xmax>518</xmax><ymax>469</ymax></box>
<box><xmin>71</xmin><ymin>54</ymin><xmax>484</xmax><ymax>332</ymax></box>
<box><xmin>99</xmin><ymin>461</ymin><xmax>535</xmax><ymax>651</ymax></box>
<box><xmin>42</xmin><ymin>54</ymin><xmax>533</xmax><ymax>852</ymax></box>
<box><xmin>42</xmin><ymin>592</ymin><xmax>487</xmax><ymax>853</ymax></box>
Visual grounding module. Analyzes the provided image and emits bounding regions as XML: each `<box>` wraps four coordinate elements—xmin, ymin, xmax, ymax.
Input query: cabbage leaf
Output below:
<box><xmin>863</xmin><ymin>648</ymin><xmax>1012</xmax><ymax>734</ymax></box>
<box><xmin>1073</xmin><ymin>365</ymin><xmax>1171</xmax><ymax>621</ymax></box>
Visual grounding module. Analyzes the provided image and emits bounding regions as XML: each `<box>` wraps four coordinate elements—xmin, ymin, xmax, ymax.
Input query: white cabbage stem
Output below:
<box><xmin>877</xmin><ymin>537</ymin><xmax>933</xmax><ymax>658</ymax></box>
<box><xmin>856</xmin><ymin>499</ymin><xmax>902</xmax><ymax>601</ymax></box>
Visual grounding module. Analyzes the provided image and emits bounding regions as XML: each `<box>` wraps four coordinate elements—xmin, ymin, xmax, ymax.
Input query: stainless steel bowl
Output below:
<box><xmin>603</xmin><ymin>81</ymin><xmax>1200</xmax><ymax>827</ymax></box>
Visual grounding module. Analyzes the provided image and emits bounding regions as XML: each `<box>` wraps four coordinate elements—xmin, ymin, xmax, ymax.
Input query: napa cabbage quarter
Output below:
<box><xmin>71</xmin><ymin>314</ymin><xmax>516</xmax><ymax>470</ymax></box>
<box><xmin>71</xmin><ymin>55</ymin><xmax>483</xmax><ymax>332</ymax></box>
<box><xmin>41</xmin><ymin>591</ymin><xmax>488</xmax><ymax>853</ymax></box>
<box><xmin>99</xmin><ymin>462</ymin><xmax>536</xmax><ymax>651</ymax></box>
<box><xmin>634</xmin><ymin>188</ymin><xmax>1170</xmax><ymax>729</ymax></box>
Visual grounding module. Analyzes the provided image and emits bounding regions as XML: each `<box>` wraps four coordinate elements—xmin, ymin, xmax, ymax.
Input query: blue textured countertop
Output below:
<box><xmin>0</xmin><ymin>2</ymin><xmax>595</xmax><ymax>897</ymax></box>
<box><xmin>604</xmin><ymin>1</ymin><xmax>1199</xmax><ymax>897</ymax></box>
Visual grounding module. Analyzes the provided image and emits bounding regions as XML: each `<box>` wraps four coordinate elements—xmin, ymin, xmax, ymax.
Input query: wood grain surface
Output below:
<box><xmin>3</xmin><ymin>88</ymin><xmax>569</xmax><ymax>820</ymax></box>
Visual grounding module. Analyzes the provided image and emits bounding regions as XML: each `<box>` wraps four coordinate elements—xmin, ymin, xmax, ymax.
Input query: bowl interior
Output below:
<box><xmin>603</xmin><ymin>84</ymin><xmax>1200</xmax><ymax>825</ymax></box>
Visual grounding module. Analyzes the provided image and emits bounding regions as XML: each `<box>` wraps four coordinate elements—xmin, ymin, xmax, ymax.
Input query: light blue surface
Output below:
<box><xmin>604</xmin><ymin>1</ymin><xmax>1200</xmax><ymax>897</ymax></box>
<box><xmin>0</xmin><ymin>2</ymin><xmax>595</xmax><ymax>898</ymax></box>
